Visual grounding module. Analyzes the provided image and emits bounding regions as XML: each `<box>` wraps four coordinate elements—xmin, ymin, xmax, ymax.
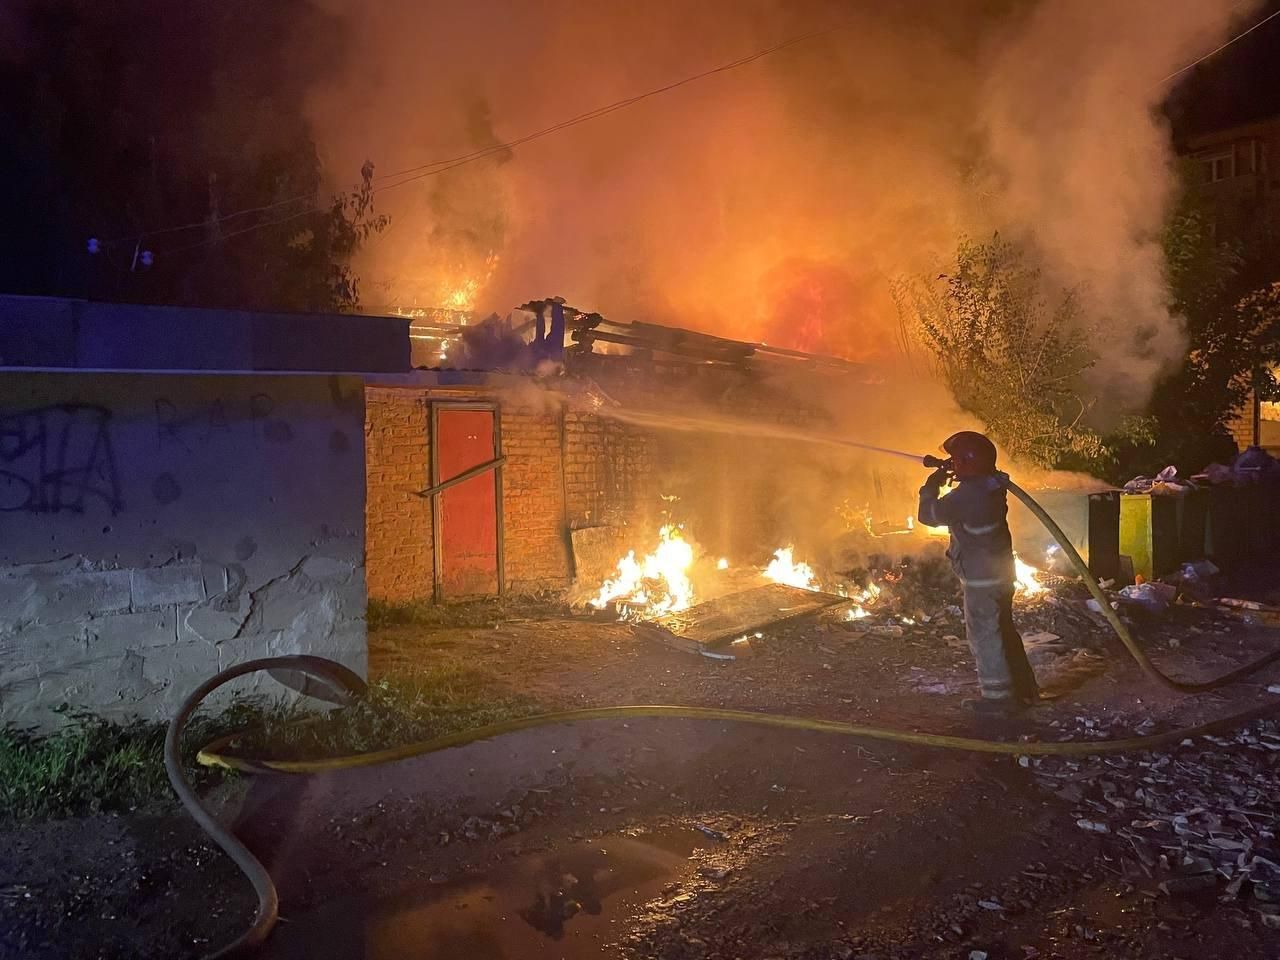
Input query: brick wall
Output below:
<box><xmin>1229</xmin><ymin>413</ymin><xmax>1255</xmax><ymax>449</ymax></box>
<box><xmin>558</xmin><ymin>413</ymin><xmax>658</xmax><ymax>590</ymax></box>
<box><xmin>1227</xmin><ymin>393</ymin><xmax>1259</xmax><ymax>450</ymax></box>
<box><xmin>365</xmin><ymin>390</ymin><xmax>606</xmax><ymax>600</ymax></box>
<box><xmin>563</xmin><ymin>411</ymin><xmax>657</xmax><ymax>574</ymax></box>
<box><xmin>563</xmin><ymin>413</ymin><xmax>654</xmax><ymax>529</ymax></box>
<box><xmin>501</xmin><ymin>407</ymin><xmax>571</xmax><ymax>593</ymax></box>
<box><xmin>364</xmin><ymin>388</ymin><xmax>433</xmax><ymax>602</ymax></box>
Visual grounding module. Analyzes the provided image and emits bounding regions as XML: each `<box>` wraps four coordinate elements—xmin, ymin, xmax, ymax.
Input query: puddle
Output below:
<box><xmin>262</xmin><ymin>828</ymin><xmax>707</xmax><ymax>959</ymax></box>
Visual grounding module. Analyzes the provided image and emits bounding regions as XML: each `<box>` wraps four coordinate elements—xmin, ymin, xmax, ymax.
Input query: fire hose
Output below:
<box><xmin>168</xmin><ymin>470</ymin><xmax>1280</xmax><ymax>958</ymax></box>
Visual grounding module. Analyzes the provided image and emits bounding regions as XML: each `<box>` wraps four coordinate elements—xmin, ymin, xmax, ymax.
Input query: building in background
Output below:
<box><xmin>1181</xmin><ymin>113</ymin><xmax>1280</xmax><ymax>243</ymax></box>
<box><xmin>1178</xmin><ymin>114</ymin><xmax>1280</xmax><ymax>453</ymax></box>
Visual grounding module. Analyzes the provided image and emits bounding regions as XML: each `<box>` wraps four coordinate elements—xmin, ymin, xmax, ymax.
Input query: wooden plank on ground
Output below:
<box><xmin>653</xmin><ymin>583</ymin><xmax>847</xmax><ymax>649</ymax></box>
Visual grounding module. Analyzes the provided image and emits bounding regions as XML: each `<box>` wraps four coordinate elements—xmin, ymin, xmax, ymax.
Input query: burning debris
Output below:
<box><xmin>587</xmin><ymin>522</ymin><xmax>1055</xmax><ymax>628</ymax></box>
<box><xmin>591</xmin><ymin>524</ymin><xmax>695</xmax><ymax>620</ymax></box>
<box><xmin>1014</xmin><ymin>554</ymin><xmax>1046</xmax><ymax>596</ymax></box>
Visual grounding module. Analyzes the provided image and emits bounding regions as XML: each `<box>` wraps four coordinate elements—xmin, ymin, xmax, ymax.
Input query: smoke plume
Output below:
<box><xmin>307</xmin><ymin>0</ymin><xmax>1248</xmax><ymax>410</ymax></box>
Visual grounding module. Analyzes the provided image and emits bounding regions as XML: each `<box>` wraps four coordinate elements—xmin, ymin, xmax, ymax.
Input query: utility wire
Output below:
<box><xmin>117</xmin><ymin>25</ymin><xmax>839</xmax><ymax>254</ymax></box>
<box><xmin>1156</xmin><ymin>4</ymin><xmax>1280</xmax><ymax>87</ymax></box>
<box><xmin>120</xmin><ymin>6</ymin><xmax>1280</xmax><ymax>258</ymax></box>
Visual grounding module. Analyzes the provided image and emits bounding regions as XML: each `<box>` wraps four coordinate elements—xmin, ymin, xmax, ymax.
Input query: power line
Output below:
<box><xmin>1157</xmin><ymin>5</ymin><xmax>1280</xmax><ymax>88</ymax></box>
<box><xmin>124</xmin><ymin>7</ymin><xmax>1279</xmax><ymax>259</ymax></box>
<box><xmin>119</xmin><ymin>24</ymin><xmax>840</xmax><ymax>255</ymax></box>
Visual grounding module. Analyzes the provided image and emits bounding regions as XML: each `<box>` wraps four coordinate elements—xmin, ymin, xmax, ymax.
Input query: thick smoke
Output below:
<box><xmin>307</xmin><ymin>0</ymin><xmax>1247</xmax><ymax>410</ymax></box>
<box><xmin>979</xmin><ymin>0</ymin><xmax>1254</xmax><ymax>414</ymax></box>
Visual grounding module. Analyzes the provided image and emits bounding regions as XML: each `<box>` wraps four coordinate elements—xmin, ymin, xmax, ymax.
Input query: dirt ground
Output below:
<box><xmin>4</xmin><ymin>580</ymin><xmax>1280</xmax><ymax>960</ymax></box>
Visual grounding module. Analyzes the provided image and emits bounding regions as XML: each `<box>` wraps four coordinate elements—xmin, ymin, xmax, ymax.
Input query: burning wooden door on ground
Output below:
<box><xmin>433</xmin><ymin>405</ymin><xmax>501</xmax><ymax>600</ymax></box>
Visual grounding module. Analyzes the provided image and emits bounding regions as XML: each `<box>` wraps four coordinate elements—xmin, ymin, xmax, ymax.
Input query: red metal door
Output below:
<box><xmin>435</xmin><ymin>407</ymin><xmax>500</xmax><ymax>599</ymax></box>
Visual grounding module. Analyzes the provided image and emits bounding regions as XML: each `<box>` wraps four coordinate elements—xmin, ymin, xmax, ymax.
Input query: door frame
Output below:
<box><xmin>430</xmin><ymin>401</ymin><xmax>504</xmax><ymax>602</ymax></box>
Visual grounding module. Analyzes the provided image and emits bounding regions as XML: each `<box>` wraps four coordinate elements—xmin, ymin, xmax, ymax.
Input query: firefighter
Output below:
<box><xmin>918</xmin><ymin>431</ymin><xmax>1039</xmax><ymax>715</ymax></box>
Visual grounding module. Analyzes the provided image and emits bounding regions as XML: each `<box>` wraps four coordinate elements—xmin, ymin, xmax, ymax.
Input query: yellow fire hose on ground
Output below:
<box><xmin>169</xmin><ymin>474</ymin><xmax>1280</xmax><ymax>958</ymax></box>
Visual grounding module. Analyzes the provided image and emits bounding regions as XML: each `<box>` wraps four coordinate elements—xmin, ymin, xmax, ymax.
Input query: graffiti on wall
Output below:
<box><xmin>155</xmin><ymin>393</ymin><xmax>291</xmax><ymax>449</ymax></box>
<box><xmin>0</xmin><ymin>404</ymin><xmax>122</xmax><ymax>514</ymax></box>
<box><xmin>0</xmin><ymin>392</ymin><xmax>300</xmax><ymax>515</ymax></box>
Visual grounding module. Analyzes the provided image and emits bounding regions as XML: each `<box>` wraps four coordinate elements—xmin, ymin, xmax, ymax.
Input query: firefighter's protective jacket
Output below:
<box><xmin>917</xmin><ymin>473</ymin><xmax>1016</xmax><ymax>589</ymax></box>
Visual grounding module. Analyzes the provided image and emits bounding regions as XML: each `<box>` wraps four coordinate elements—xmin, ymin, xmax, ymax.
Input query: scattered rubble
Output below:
<box><xmin>1024</xmin><ymin>719</ymin><xmax>1280</xmax><ymax>931</ymax></box>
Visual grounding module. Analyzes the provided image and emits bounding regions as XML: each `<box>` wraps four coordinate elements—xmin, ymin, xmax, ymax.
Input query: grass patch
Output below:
<box><xmin>0</xmin><ymin>663</ymin><xmax>539</xmax><ymax>820</ymax></box>
<box><xmin>0</xmin><ymin>715</ymin><xmax>169</xmax><ymax>821</ymax></box>
<box><xmin>223</xmin><ymin>662</ymin><xmax>542</xmax><ymax>762</ymax></box>
<box><xmin>0</xmin><ymin>703</ymin><xmax>261</xmax><ymax>822</ymax></box>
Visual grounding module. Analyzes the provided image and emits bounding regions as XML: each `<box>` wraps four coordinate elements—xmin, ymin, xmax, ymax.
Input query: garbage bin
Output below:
<box><xmin>1240</xmin><ymin>481</ymin><xmax>1280</xmax><ymax>558</ymax></box>
<box><xmin>1205</xmin><ymin>485</ymin><xmax>1246</xmax><ymax>570</ymax></box>
<box><xmin>1086</xmin><ymin>491</ymin><xmax>1122</xmax><ymax>582</ymax></box>
<box><xmin>1119</xmin><ymin>493</ymin><xmax>1179</xmax><ymax>582</ymax></box>
<box><xmin>1175</xmin><ymin>488</ymin><xmax>1209</xmax><ymax>564</ymax></box>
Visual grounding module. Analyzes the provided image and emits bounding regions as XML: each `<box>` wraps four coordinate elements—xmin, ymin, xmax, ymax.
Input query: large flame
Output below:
<box><xmin>592</xmin><ymin>524</ymin><xmax>695</xmax><ymax>620</ymax></box>
<box><xmin>440</xmin><ymin>252</ymin><xmax>500</xmax><ymax>312</ymax></box>
<box><xmin>763</xmin><ymin>546</ymin><xmax>818</xmax><ymax>591</ymax></box>
<box><xmin>1014</xmin><ymin>553</ymin><xmax>1045</xmax><ymax>596</ymax></box>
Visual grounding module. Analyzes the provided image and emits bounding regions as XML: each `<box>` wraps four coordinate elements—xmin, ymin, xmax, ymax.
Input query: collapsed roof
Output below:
<box><xmin>392</xmin><ymin>298</ymin><xmax>869</xmax><ymax>378</ymax></box>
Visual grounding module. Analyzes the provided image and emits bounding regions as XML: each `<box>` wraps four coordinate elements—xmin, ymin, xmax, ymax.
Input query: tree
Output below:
<box><xmin>180</xmin><ymin>160</ymin><xmax>390</xmax><ymax>314</ymax></box>
<box><xmin>894</xmin><ymin>234</ymin><xmax>1110</xmax><ymax>469</ymax></box>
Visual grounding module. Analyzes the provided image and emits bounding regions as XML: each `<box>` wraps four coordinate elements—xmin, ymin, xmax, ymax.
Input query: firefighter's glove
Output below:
<box><xmin>924</xmin><ymin>467</ymin><xmax>952</xmax><ymax>490</ymax></box>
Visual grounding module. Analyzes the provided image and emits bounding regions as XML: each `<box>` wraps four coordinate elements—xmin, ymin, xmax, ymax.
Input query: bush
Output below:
<box><xmin>894</xmin><ymin>234</ymin><xmax>1109</xmax><ymax>469</ymax></box>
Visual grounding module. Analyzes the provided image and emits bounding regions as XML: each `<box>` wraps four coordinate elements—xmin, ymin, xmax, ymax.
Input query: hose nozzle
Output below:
<box><xmin>922</xmin><ymin>455</ymin><xmax>951</xmax><ymax>469</ymax></box>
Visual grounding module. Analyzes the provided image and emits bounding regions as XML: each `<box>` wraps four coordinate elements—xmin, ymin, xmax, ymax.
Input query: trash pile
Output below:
<box><xmin>826</xmin><ymin>551</ymin><xmax>1108</xmax><ymax>647</ymax></box>
<box><xmin>1133</xmin><ymin>447</ymin><xmax>1280</xmax><ymax>493</ymax></box>
<box><xmin>842</xmin><ymin>549</ymin><xmax>962</xmax><ymax>619</ymax></box>
<box><xmin>1023</xmin><ymin>719</ymin><xmax>1280</xmax><ymax>928</ymax></box>
<box><xmin>1124</xmin><ymin>465</ymin><xmax>1196</xmax><ymax>495</ymax></box>
<box><xmin>1201</xmin><ymin>445</ymin><xmax>1280</xmax><ymax>486</ymax></box>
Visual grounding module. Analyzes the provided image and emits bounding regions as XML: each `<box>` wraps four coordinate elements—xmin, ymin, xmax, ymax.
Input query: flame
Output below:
<box><xmin>442</xmin><ymin>277</ymin><xmax>481</xmax><ymax>311</ymax></box>
<box><xmin>592</xmin><ymin>524</ymin><xmax>695</xmax><ymax>620</ymax></box>
<box><xmin>716</xmin><ymin>557</ymin><xmax>729</xmax><ymax>570</ymax></box>
<box><xmin>398</xmin><ymin>252</ymin><xmax>500</xmax><ymax>315</ymax></box>
<box><xmin>1014</xmin><ymin>553</ymin><xmax>1045</xmax><ymax>596</ymax></box>
<box><xmin>763</xmin><ymin>546</ymin><xmax>818</xmax><ymax>591</ymax></box>
<box><xmin>762</xmin><ymin>545</ymin><xmax>883</xmax><ymax>619</ymax></box>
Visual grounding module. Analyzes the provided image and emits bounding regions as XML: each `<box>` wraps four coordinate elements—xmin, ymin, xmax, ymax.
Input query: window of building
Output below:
<box><xmin>1200</xmin><ymin>151</ymin><xmax>1234</xmax><ymax>183</ymax></box>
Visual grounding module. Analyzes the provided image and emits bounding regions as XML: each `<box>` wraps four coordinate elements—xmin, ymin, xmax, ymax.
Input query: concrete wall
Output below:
<box><xmin>0</xmin><ymin>372</ymin><xmax>367</xmax><ymax>728</ymax></box>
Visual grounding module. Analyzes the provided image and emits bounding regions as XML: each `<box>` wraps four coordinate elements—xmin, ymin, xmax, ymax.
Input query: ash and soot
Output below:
<box><xmin>310</xmin><ymin>0</ymin><xmax>1252</xmax><ymax>414</ymax></box>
